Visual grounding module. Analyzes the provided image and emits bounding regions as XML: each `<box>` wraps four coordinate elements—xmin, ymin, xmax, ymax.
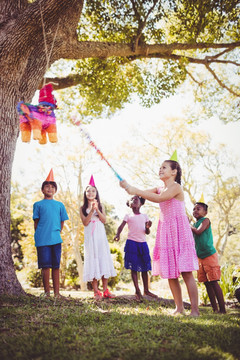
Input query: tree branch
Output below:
<box><xmin>145</xmin><ymin>50</ymin><xmax>240</xmax><ymax>66</ymax></box>
<box><xmin>57</xmin><ymin>40</ymin><xmax>240</xmax><ymax>61</ymax></box>
<box><xmin>208</xmin><ymin>47</ymin><xmax>235</xmax><ymax>60</ymax></box>
<box><xmin>205</xmin><ymin>63</ymin><xmax>240</xmax><ymax>97</ymax></box>
<box><xmin>185</xmin><ymin>69</ymin><xmax>203</xmax><ymax>86</ymax></box>
<box><xmin>130</xmin><ymin>0</ymin><xmax>158</xmax><ymax>51</ymax></box>
<box><xmin>43</xmin><ymin>41</ymin><xmax>240</xmax><ymax>94</ymax></box>
<box><xmin>38</xmin><ymin>74</ymin><xmax>89</xmax><ymax>90</ymax></box>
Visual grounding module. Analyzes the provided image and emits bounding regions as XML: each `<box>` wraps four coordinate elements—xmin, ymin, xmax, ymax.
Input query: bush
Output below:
<box><xmin>108</xmin><ymin>245</ymin><xmax>124</xmax><ymax>288</ymax></box>
<box><xmin>65</xmin><ymin>260</ymin><xmax>80</xmax><ymax>289</ymax></box>
<box><xmin>220</xmin><ymin>264</ymin><xmax>240</xmax><ymax>299</ymax></box>
<box><xmin>27</xmin><ymin>269</ymin><xmax>42</xmax><ymax>288</ymax></box>
<box><xmin>119</xmin><ymin>267</ymin><xmax>132</xmax><ymax>283</ymax></box>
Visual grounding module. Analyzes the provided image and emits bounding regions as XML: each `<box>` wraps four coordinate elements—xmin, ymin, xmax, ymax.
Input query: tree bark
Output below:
<box><xmin>0</xmin><ymin>87</ymin><xmax>25</xmax><ymax>294</ymax></box>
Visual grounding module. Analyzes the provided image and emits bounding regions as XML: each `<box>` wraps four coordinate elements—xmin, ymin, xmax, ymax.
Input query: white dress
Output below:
<box><xmin>83</xmin><ymin>210</ymin><xmax>117</xmax><ymax>282</ymax></box>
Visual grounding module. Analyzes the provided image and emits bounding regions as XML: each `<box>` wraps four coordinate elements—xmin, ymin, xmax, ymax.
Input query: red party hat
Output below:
<box><xmin>46</xmin><ymin>169</ymin><xmax>54</xmax><ymax>182</ymax></box>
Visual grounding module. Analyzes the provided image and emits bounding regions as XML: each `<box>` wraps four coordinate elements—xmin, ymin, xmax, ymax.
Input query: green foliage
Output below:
<box><xmin>188</xmin><ymin>53</ymin><xmax>240</xmax><ymax>123</ymax></box>
<box><xmin>220</xmin><ymin>264</ymin><xmax>240</xmax><ymax>299</ymax></box>
<box><xmin>52</xmin><ymin>0</ymin><xmax>240</xmax><ymax>122</ymax></box>
<box><xmin>108</xmin><ymin>245</ymin><xmax>124</xmax><ymax>288</ymax></box>
<box><xmin>168</xmin><ymin>0</ymin><xmax>240</xmax><ymax>42</ymax></box>
<box><xmin>72</xmin><ymin>57</ymin><xmax>187</xmax><ymax>118</ymax></box>
<box><xmin>0</xmin><ymin>295</ymin><xmax>240</xmax><ymax>360</ymax></box>
<box><xmin>74</xmin><ymin>57</ymin><xmax>133</xmax><ymax>118</ymax></box>
<box><xmin>75</xmin><ymin>1</ymin><xmax>188</xmax><ymax>117</ymax></box>
<box><xmin>65</xmin><ymin>260</ymin><xmax>80</xmax><ymax>289</ymax></box>
<box><xmin>10</xmin><ymin>182</ymin><xmax>31</xmax><ymax>270</ymax></box>
<box><xmin>27</xmin><ymin>269</ymin><xmax>42</xmax><ymax>288</ymax></box>
<box><xmin>79</xmin><ymin>0</ymin><xmax>165</xmax><ymax>43</ymax></box>
<box><xmin>104</xmin><ymin>201</ymin><xmax>119</xmax><ymax>242</ymax></box>
<box><xmin>138</xmin><ymin>60</ymin><xmax>187</xmax><ymax>107</ymax></box>
<box><xmin>10</xmin><ymin>216</ymin><xmax>25</xmax><ymax>270</ymax></box>
<box><xmin>81</xmin><ymin>0</ymin><xmax>240</xmax><ymax>44</ymax></box>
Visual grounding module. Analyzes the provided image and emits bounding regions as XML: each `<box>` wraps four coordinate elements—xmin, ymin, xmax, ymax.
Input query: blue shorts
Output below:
<box><xmin>37</xmin><ymin>243</ymin><xmax>62</xmax><ymax>269</ymax></box>
<box><xmin>124</xmin><ymin>239</ymin><xmax>152</xmax><ymax>272</ymax></box>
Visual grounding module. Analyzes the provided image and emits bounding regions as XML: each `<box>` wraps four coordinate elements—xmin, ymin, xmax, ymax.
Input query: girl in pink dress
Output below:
<box><xmin>120</xmin><ymin>159</ymin><xmax>199</xmax><ymax>316</ymax></box>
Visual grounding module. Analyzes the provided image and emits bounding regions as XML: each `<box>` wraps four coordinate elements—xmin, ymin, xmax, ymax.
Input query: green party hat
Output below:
<box><xmin>170</xmin><ymin>150</ymin><xmax>178</xmax><ymax>162</ymax></box>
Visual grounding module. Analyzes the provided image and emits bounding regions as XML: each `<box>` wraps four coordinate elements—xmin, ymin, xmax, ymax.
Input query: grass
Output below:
<box><xmin>0</xmin><ymin>293</ymin><xmax>240</xmax><ymax>360</ymax></box>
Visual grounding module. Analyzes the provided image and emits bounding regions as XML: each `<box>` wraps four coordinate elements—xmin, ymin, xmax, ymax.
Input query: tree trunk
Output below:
<box><xmin>0</xmin><ymin>84</ymin><xmax>25</xmax><ymax>294</ymax></box>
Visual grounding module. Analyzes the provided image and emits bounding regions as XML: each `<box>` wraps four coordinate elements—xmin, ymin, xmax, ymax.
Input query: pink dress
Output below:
<box><xmin>152</xmin><ymin>197</ymin><xmax>199</xmax><ymax>279</ymax></box>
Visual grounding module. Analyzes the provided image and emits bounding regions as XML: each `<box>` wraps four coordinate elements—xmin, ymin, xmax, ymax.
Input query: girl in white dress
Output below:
<box><xmin>80</xmin><ymin>176</ymin><xmax>116</xmax><ymax>299</ymax></box>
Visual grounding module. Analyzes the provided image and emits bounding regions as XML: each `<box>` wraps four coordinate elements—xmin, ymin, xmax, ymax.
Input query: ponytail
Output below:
<box><xmin>165</xmin><ymin>160</ymin><xmax>182</xmax><ymax>185</ymax></box>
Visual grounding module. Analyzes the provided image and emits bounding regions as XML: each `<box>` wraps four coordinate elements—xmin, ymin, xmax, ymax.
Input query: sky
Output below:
<box><xmin>12</xmin><ymin>92</ymin><xmax>240</xmax><ymax>218</ymax></box>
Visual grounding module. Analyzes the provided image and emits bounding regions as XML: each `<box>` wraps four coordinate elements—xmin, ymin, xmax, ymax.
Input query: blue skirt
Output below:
<box><xmin>124</xmin><ymin>239</ymin><xmax>152</xmax><ymax>272</ymax></box>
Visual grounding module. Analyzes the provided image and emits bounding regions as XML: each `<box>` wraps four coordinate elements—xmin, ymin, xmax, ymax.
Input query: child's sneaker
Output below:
<box><xmin>94</xmin><ymin>290</ymin><xmax>102</xmax><ymax>300</ymax></box>
<box><xmin>103</xmin><ymin>289</ymin><xmax>115</xmax><ymax>298</ymax></box>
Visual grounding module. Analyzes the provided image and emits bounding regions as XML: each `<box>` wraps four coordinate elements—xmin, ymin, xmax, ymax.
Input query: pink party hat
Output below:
<box><xmin>89</xmin><ymin>175</ymin><xmax>95</xmax><ymax>187</ymax></box>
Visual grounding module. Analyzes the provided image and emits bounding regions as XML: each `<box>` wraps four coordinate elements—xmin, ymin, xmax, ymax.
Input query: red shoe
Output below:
<box><xmin>103</xmin><ymin>289</ymin><xmax>115</xmax><ymax>298</ymax></box>
<box><xmin>94</xmin><ymin>290</ymin><xmax>102</xmax><ymax>300</ymax></box>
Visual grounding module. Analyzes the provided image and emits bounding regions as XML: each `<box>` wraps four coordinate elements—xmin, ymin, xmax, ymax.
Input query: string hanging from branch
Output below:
<box><xmin>39</xmin><ymin>2</ymin><xmax>60</xmax><ymax>86</ymax></box>
<box><xmin>72</xmin><ymin>118</ymin><xmax>123</xmax><ymax>181</ymax></box>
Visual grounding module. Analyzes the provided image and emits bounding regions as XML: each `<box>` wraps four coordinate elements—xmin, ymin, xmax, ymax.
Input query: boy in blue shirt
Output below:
<box><xmin>33</xmin><ymin>169</ymin><xmax>69</xmax><ymax>298</ymax></box>
<box><xmin>191</xmin><ymin>201</ymin><xmax>226</xmax><ymax>313</ymax></box>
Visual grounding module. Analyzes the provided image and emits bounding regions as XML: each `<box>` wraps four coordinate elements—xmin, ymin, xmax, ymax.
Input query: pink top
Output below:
<box><xmin>123</xmin><ymin>213</ymin><xmax>149</xmax><ymax>243</ymax></box>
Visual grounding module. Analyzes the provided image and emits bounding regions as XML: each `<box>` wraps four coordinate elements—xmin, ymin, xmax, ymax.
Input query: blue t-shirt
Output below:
<box><xmin>33</xmin><ymin>199</ymin><xmax>69</xmax><ymax>247</ymax></box>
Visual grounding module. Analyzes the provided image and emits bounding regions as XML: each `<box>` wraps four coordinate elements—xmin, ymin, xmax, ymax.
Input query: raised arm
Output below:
<box><xmin>120</xmin><ymin>181</ymin><xmax>183</xmax><ymax>203</ymax></box>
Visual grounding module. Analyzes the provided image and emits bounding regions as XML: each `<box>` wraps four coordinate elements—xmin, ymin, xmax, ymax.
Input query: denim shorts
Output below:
<box><xmin>37</xmin><ymin>243</ymin><xmax>62</xmax><ymax>269</ymax></box>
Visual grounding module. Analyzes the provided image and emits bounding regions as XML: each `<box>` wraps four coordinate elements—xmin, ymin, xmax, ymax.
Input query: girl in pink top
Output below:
<box><xmin>120</xmin><ymin>160</ymin><xmax>199</xmax><ymax>316</ymax></box>
<box><xmin>114</xmin><ymin>195</ymin><xmax>157</xmax><ymax>300</ymax></box>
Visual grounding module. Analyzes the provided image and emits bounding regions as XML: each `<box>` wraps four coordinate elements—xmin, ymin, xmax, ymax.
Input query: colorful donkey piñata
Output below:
<box><xmin>17</xmin><ymin>83</ymin><xmax>58</xmax><ymax>145</ymax></box>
